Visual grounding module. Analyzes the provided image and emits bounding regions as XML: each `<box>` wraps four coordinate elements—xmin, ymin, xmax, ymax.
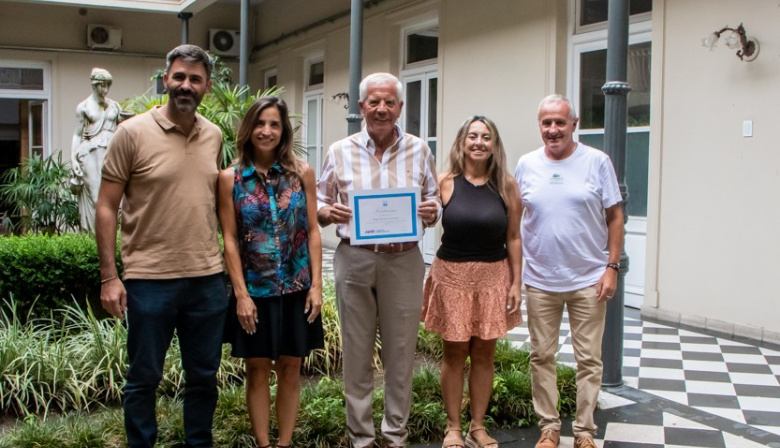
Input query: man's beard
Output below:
<box><xmin>169</xmin><ymin>88</ymin><xmax>201</xmax><ymax>114</ymax></box>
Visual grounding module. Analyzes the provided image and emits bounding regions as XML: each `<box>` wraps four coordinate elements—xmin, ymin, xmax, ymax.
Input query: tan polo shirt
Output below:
<box><xmin>102</xmin><ymin>106</ymin><xmax>224</xmax><ymax>279</ymax></box>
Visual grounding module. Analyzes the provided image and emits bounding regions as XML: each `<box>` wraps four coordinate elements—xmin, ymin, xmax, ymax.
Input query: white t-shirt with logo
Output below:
<box><xmin>514</xmin><ymin>143</ymin><xmax>622</xmax><ymax>292</ymax></box>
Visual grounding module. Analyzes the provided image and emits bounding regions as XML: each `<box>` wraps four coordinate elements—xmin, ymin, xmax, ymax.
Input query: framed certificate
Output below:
<box><xmin>348</xmin><ymin>187</ymin><xmax>423</xmax><ymax>245</ymax></box>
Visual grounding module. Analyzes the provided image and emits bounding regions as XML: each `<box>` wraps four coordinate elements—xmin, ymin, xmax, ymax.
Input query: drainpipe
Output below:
<box><xmin>346</xmin><ymin>0</ymin><xmax>364</xmax><ymax>135</ymax></box>
<box><xmin>601</xmin><ymin>0</ymin><xmax>631</xmax><ymax>388</ymax></box>
<box><xmin>239</xmin><ymin>0</ymin><xmax>250</xmax><ymax>98</ymax></box>
<box><xmin>178</xmin><ymin>12</ymin><xmax>192</xmax><ymax>44</ymax></box>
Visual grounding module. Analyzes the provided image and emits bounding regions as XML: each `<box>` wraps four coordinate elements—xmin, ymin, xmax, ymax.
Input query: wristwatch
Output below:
<box><xmin>606</xmin><ymin>263</ymin><xmax>620</xmax><ymax>273</ymax></box>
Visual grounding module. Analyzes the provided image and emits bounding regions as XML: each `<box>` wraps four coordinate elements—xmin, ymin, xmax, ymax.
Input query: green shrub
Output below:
<box><xmin>406</xmin><ymin>365</ymin><xmax>447</xmax><ymax>442</ymax></box>
<box><xmin>0</xmin><ymin>414</ymin><xmax>64</xmax><ymax>448</ymax></box>
<box><xmin>0</xmin><ymin>151</ymin><xmax>79</xmax><ymax>235</ymax></box>
<box><xmin>0</xmin><ymin>279</ymin><xmax>580</xmax><ymax>447</ymax></box>
<box><xmin>0</xmin><ymin>301</ymin><xmax>123</xmax><ymax>416</ymax></box>
<box><xmin>303</xmin><ymin>280</ymin><xmax>343</xmax><ymax>376</ymax></box>
<box><xmin>489</xmin><ymin>368</ymin><xmax>534</xmax><ymax>428</ymax></box>
<box><xmin>416</xmin><ymin>326</ymin><xmax>443</xmax><ymax>359</ymax></box>
<box><xmin>302</xmin><ymin>279</ymin><xmax>384</xmax><ymax>377</ymax></box>
<box><xmin>0</xmin><ymin>344</ymin><xmax>578</xmax><ymax>447</ymax></box>
<box><xmin>556</xmin><ymin>363</ymin><xmax>578</xmax><ymax>417</ymax></box>
<box><xmin>293</xmin><ymin>377</ymin><xmax>349</xmax><ymax>447</ymax></box>
<box><xmin>0</xmin><ymin>233</ymin><xmax>121</xmax><ymax>318</ymax></box>
<box><xmin>494</xmin><ymin>338</ymin><xmax>531</xmax><ymax>371</ymax></box>
<box><xmin>213</xmin><ymin>383</ymin><xmax>256</xmax><ymax>447</ymax></box>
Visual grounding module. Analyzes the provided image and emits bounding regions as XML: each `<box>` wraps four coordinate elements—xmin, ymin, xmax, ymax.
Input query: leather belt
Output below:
<box><xmin>341</xmin><ymin>239</ymin><xmax>418</xmax><ymax>254</ymax></box>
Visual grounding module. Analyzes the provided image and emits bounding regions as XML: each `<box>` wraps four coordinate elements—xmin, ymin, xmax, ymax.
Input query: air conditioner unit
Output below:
<box><xmin>209</xmin><ymin>29</ymin><xmax>240</xmax><ymax>57</ymax></box>
<box><xmin>87</xmin><ymin>24</ymin><xmax>122</xmax><ymax>50</ymax></box>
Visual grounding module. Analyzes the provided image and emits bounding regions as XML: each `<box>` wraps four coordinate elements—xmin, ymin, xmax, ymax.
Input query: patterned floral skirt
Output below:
<box><xmin>422</xmin><ymin>257</ymin><xmax>522</xmax><ymax>342</ymax></box>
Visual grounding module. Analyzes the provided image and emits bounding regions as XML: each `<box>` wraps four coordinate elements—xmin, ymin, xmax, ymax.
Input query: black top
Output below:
<box><xmin>436</xmin><ymin>175</ymin><xmax>508</xmax><ymax>262</ymax></box>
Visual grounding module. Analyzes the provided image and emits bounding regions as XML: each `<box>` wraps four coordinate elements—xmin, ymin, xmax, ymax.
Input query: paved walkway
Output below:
<box><xmin>322</xmin><ymin>248</ymin><xmax>780</xmax><ymax>447</ymax></box>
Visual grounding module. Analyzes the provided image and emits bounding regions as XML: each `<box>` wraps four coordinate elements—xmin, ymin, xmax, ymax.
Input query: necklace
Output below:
<box><xmin>464</xmin><ymin>174</ymin><xmax>488</xmax><ymax>187</ymax></box>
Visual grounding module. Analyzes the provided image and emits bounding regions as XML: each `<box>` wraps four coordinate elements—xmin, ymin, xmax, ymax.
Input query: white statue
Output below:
<box><xmin>70</xmin><ymin>68</ymin><xmax>126</xmax><ymax>232</ymax></box>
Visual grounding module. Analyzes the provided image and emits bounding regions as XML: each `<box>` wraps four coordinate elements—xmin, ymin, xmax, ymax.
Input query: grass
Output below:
<box><xmin>0</xmin><ymin>279</ymin><xmax>579</xmax><ymax>447</ymax></box>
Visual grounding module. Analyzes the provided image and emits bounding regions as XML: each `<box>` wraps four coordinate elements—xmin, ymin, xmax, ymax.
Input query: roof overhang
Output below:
<box><xmin>10</xmin><ymin>0</ymin><xmax>220</xmax><ymax>14</ymax></box>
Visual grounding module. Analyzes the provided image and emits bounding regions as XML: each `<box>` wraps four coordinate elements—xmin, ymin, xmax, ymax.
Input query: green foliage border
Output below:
<box><xmin>0</xmin><ymin>282</ymin><xmax>578</xmax><ymax>447</ymax></box>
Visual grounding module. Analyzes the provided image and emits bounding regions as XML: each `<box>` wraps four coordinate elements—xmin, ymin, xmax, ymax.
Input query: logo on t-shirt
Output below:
<box><xmin>549</xmin><ymin>173</ymin><xmax>564</xmax><ymax>185</ymax></box>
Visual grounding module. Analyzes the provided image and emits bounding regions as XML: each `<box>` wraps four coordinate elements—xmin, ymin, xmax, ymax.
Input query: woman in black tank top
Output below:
<box><xmin>421</xmin><ymin>116</ymin><xmax>523</xmax><ymax>448</ymax></box>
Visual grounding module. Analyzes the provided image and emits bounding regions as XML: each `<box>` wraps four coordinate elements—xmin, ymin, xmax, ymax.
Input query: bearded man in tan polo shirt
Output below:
<box><xmin>317</xmin><ymin>72</ymin><xmax>441</xmax><ymax>448</ymax></box>
<box><xmin>95</xmin><ymin>45</ymin><xmax>226</xmax><ymax>448</ymax></box>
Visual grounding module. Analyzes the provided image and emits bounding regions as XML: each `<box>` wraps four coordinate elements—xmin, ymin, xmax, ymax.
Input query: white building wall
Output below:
<box><xmin>644</xmin><ymin>0</ymin><xmax>780</xmax><ymax>340</ymax></box>
<box><xmin>439</xmin><ymin>0</ymin><xmax>566</xmax><ymax>170</ymax></box>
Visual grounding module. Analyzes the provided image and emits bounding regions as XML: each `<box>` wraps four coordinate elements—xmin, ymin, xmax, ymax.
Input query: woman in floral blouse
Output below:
<box><xmin>218</xmin><ymin>96</ymin><xmax>324</xmax><ymax>448</ymax></box>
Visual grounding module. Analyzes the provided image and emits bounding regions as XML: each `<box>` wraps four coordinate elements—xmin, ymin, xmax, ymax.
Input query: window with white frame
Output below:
<box><xmin>401</xmin><ymin>21</ymin><xmax>439</xmax><ymax>262</ymax></box>
<box><xmin>28</xmin><ymin>101</ymin><xmax>46</xmax><ymax>158</ymax></box>
<box><xmin>303</xmin><ymin>92</ymin><xmax>323</xmax><ymax>176</ymax></box>
<box><xmin>0</xmin><ymin>67</ymin><xmax>44</xmax><ymax>91</ymax></box>
<box><xmin>263</xmin><ymin>68</ymin><xmax>277</xmax><ymax>91</ymax></box>
<box><xmin>401</xmin><ymin>22</ymin><xmax>438</xmax><ymax>154</ymax></box>
<box><xmin>570</xmin><ymin>1</ymin><xmax>652</xmax><ymax>304</ymax></box>
<box><xmin>575</xmin><ymin>0</ymin><xmax>652</xmax><ymax>34</ymax></box>
<box><xmin>305</xmin><ymin>59</ymin><xmax>324</xmax><ymax>91</ymax></box>
<box><xmin>403</xmin><ymin>23</ymin><xmax>439</xmax><ymax>71</ymax></box>
<box><xmin>572</xmin><ymin>22</ymin><xmax>651</xmax><ymax>217</ymax></box>
<box><xmin>0</xmin><ymin>61</ymin><xmax>51</xmax><ymax>160</ymax></box>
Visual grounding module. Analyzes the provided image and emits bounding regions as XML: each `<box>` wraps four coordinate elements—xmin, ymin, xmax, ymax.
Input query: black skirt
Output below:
<box><xmin>223</xmin><ymin>288</ymin><xmax>324</xmax><ymax>359</ymax></box>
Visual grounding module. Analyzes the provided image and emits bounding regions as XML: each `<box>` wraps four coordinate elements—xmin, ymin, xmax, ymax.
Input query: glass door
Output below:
<box><xmin>28</xmin><ymin>100</ymin><xmax>46</xmax><ymax>159</ymax></box>
<box><xmin>303</xmin><ymin>92</ymin><xmax>324</xmax><ymax>177</ymax></box>
<box><xmin>573</xmin><ymin>34</ymin><xmax>651</xmax><ymax>308</ymax></box>
<box><xmin>402</xmin><ymin>70</ymin><xmax>438</xmax><ymax>264</ymax></box>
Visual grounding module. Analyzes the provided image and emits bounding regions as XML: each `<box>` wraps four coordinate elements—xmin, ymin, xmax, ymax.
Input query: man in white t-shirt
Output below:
<box><xmin>514</xmin><ymin>94</ymin><xmax>624</xmax><ymax>448</ymax></box>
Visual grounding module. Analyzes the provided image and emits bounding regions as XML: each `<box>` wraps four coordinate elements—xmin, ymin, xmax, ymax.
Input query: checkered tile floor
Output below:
<box><xmin>322</xmin><ymin>248</ymin><xmax>780</xmax><ymax>447</ymax></box>
<box><xmin>501</xmin><ymin>309</ymin><xmax>780</xmax><ymax>448</ymax></box>
<box><xmin>505</xmin><ymin>309</ymin><xmax>780</xmax><ymax>445</ymax></box>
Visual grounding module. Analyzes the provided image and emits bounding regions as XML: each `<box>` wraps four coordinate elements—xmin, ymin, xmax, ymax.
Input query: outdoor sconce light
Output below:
<box><xmin>702</xmin><ymin>23</ymin><xmax>759</xmax><ymax>62</ymax></box>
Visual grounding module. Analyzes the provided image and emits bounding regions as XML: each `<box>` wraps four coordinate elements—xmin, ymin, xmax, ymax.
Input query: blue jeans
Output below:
<box><xmin>123</xmin><ymin>273</ymin><xmax>228</xmax><ymax>448</ymax></box>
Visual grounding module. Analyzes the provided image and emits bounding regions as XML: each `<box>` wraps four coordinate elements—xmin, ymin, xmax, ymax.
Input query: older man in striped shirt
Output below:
<box><xmin>317</xmin><ymin>72</ymin><xmax>441</xmax><ymax>448</ymax></box>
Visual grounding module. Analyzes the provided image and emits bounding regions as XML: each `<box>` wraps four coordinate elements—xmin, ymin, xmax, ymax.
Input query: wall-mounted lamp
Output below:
<box><xmin>332</xmin><ymin>92</ymin><xmax>349</xmax><ymax>110</ymax></box>
<box><xmin>702</xmin><ymin>23</ymin><xmax>759</xmax><ymax>62</ymax></box>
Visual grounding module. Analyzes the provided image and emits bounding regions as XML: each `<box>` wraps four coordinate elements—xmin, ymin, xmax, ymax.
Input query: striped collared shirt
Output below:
<box><xmin>316</xmin><ymin>124</ymin><xmax>441</xmax><ymax>239</ymax></box>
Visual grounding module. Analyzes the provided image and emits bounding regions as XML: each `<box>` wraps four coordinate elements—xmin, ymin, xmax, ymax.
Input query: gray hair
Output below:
<box><xmin>165</xmin><ymin>44</ymin><xmax>213</xmax><ymax>79</ymax></box>
<box><xmin>538</xmin><ymin>94</ymin><xmax>577</xmax><ymax>120</ymax></box>
<box><xmin>359</xmin><ymin>73</ymin><xmax>403</xmax><ymax>102</ymax></box>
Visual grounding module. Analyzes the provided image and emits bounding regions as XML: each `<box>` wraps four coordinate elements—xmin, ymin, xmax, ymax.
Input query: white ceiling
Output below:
<box><xmin>216</xmin><ymin>0</ymin><xmax>266</xmax><ymax>4</ymax></box>
<box><xmin>9</xmin><ymin>0</ymin><xmax>225</xmax><ymax>14</ymax></box>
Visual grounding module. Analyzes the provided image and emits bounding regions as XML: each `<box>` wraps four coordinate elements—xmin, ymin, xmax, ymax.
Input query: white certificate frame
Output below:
<box><xmin>348</xmin><ymin>187</ymin><xmax>423</xmax><ymax>245</ymax></box>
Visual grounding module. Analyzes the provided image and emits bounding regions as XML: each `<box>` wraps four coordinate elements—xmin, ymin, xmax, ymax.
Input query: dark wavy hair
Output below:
<box><xmin>235</xmin><ymin>96</ymin><xmax>303</xmax><ymax>179</ymax></box>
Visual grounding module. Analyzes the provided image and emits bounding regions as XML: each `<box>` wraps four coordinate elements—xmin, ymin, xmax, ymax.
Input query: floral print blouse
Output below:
<box><xmin>233</xmin><ymin>163</ymin><xmax>311</xmax><ymax>297</ymax></box>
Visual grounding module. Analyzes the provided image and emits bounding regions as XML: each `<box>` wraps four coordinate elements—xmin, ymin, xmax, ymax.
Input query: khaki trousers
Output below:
<box><xmin>334</xmin><ymin>241</ymin><xmax>424</xmax><ymax>447</ymax></box>
<box><xmin>525</xmin><ymin>285</ymin><xmax>606</xmax><ymax>438</ymax></box>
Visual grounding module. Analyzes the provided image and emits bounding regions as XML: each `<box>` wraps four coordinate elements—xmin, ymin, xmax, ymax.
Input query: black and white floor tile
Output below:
<box><xmin>504</xmin><ymin>308</ymin><xmax>780</xmax><ymax>447</ymax></box>
<box><xmin>322</xmin><ymin>249</ymin><xmax>780</xmax><ymax>447</ymax></box>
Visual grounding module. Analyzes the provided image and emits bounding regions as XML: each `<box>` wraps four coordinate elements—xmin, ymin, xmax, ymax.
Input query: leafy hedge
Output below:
<box><xmin>0</xmin><ymin>286</ymin><xmax>580</xmax><ymax>447</ymax></box>
<box><xmin>0</xmin><ymin>234</ymin><xmax>121</xmax><ymax>318</ymax></box>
